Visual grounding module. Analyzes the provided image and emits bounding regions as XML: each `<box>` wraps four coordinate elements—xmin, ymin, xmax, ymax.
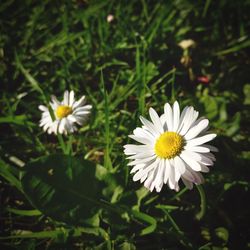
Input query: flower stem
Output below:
<box><xmin>196</xmin><ymin>184</ymin><xmax>206</xmax><ymax>220</ymax></box>
<box><xmin>164</xmin><ymin>209</ymin><xmax>183</xmax><ymax>234</ymax></box>
<box><xmin>57</xmin><ymin>134</ymin><xmax>67</xmax><ymax>154</ymax></box>
<box><xmin>66</xmin><ymin>135</ymin><xmax>73</xmax><ymax>156</ymax></box>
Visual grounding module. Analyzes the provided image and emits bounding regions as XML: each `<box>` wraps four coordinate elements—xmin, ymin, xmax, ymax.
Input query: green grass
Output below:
<box><xmin>0</xmin><ymin>0</ymin><xmax>250</xmax><ymax>249</ymax></box>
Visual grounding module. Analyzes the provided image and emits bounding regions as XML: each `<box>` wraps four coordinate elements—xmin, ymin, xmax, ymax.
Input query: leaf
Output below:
<box><xmin>0</xmin><ymin>115</ymin><xmax>34</xmax><ymax>127</ymax></box>
<box><xmin>155</xmin><ymin>204</ymin><xmax>179</xmax><ymax>211</ymax></box>
<box><xmin>0</xmin><ymin>227</ymin><xmax>108</xmax><ymax>240</ymax></box>
<box><xmin>215</xmin><ymin>227</ymin><xmax>229</xmax><ymax>242</ymax></box>
<box><xmin>0</xmin><ymin>159</ymin><xmax>23</xmax><ymax>192</ymax></box>
<box><xmin>118</xmin><ymin>242</ymin><xmax>136</xmax><ymax>250</ymax></box>
<box><xmin>21</xmin><ymin>154</ymin><xmax>102</xmax><ymax>226</ymax></box>
<box><xmin>6</xmin><ymin>207</ymin><xmax>41</xmax><ymax>216</ymax></box>
<box><xmin>15</xmin><ymin>52</ymin><xmax>44</xmax><ymax>95</ymax></box>
<box><xmin>131</xmin><ymin>210</ymin><xmax>157</xmax><ymax>235</ymax></box>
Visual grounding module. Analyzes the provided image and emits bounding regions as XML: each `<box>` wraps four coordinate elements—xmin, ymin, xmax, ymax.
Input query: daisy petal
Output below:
<box><xmin>63</xmin><ymin>90</ymin><xmax>69</xmax><ymax>105</ymax></box>
<box><xmin>164</xmin><ymin>159</ymin><xmax>170</xmax><ymax>184</ymax></box>
<box><xmin>149</xmin><ymin>108</ymin><xmax>164</xmax><ymax>133</ymax></box>
<box><xmin>69</xmin><ymin>90</ymin><xmax>75</xmax><ymax>106</ymax></box>
<box><xmin>184</xmin><ymin>146</ymin><xmax>210</xmax><ymax>153</ymax></box>
<box><xmin>186</xmin><ymin>134</ymin><xmax>217</xmax><ymax>147</ymax></box>
<box><xmin>164</xmin><ymin>103</ymin><xmax>173</xmax><ymax>131</ymax></box>
<box><xmin>184</xmin><ymin>119</ymin><xmax>209</xmax><ymax>140</ymax></box>
<box><xmin>172</xmin><ymin>101</ymin><xmax>180</xmax><ymax>132</ymax></box>
<box><xmin>180</xmin><ymin>151</ymin><xmax>201</xmax><ymax>171</ymax></box>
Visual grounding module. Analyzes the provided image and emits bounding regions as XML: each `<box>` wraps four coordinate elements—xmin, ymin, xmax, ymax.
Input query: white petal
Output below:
<box><xmin>133</xmin><ymin>128</ymin><xmax>155</xmax><ymax>143</ymax></box>
<box><xmin>67</xmin><ymin>114</ymin><xmax>77</xmax><ymax>123</ymax></box>
<box><xmin>73</xmin><ymin>106</ymin><xmax>92</xmax><ymax>114</ymax></box>
<box><xmin>38</xmin><ymin>105</ymin><xmax>48</xmax><ymax>111</ymax></box>
<box><xmin>58</xmin><ymin>118</ymin><xmax>66</xmax><ymax>134</ymax></box>
<box><xmin>140</xmin><ymin>173</ymin><xmax>148</xmax><ymax>183</ymax></box>
<box><xmin>182</xmin><ymin>178</ymin><xmax>193</xmax><ymax>189</ymax></box>
<box><xmin>140</xmin><ymin>116</ymin><xmax>160</xmax><ymax>137</ymax></box>
<box><xmin>172</xmin><ymin>101</ymin><xmax>180</xmax><ymax>132</ymax></box>
<box><xmin>129</xmin><ymin>135</ymin><xmax>154</xmax><ymax>145</ymax></box>
<box><xmin>149</xmin><ymin>108</ymin><xmax>164</xmax><ymax>134</ymax></box>
<box><xmin>168</xmin><ymin>161</ymin><xmax>176</xmax><ymax>189</ymax></box>
<box><xmin>144</xmin><ymin>170</ymin><xmax>155</xmax><ymax>190</ymax></box>
<box><xmin>127</xmin><ymin>155</ymin><xmax>156</xmax><ymax>166</ymax></box>
<box><xmin>174</xmin><ymin>156</ymin><xmax>186</xmax><ymax>175</ymax></box>
<box><xmin>186</xmin><ymin>134</ymin><xmax>217</xmax><ymax>147</ymax></box>
<box><xmin>174</xmin><ymin>165</ymin><xmax>181</xmax><ymax>182</ymax></box>
<box><xmin>153</xmin><ymin>159</ymin><xmax>165</xmax><ymax>192</ymax></box>
<box><xmin>205</xmin><ymin>152</ymin><xmax>216</xmax><ymax>161</ymax></box>
<box><xmin>52</xmin><ymin>121</ymin><xmax>59</xmax><ymax>134</ymax></box>
<box><xmin>174</xmin><ymin>183</ymin><xmax>180</xmax><ymax>192</ymax></box>
<box><xmin>124</xmin><ymin>144</ymin><xmax>153</xmax><ymax>155</ymax></box>
<box><xmin>164</xmin><ymin>159</ymin><xmax>170</xmax><ymax>184</ymax></box>
<box><xmin>184</xmin><ymin>119</ymin><xmax>209</xmax><ymax>140</ymax></box>
<box><xmin>180</xmin><ymin>151</ymin><xmax>201</xmax><ymax>171</ymax></box>
<box><xmin>69</xmin><ymin>90</ymin><xmax>75</xmax><ymax>106</ymax></box>
<box><xmin>177</xmin><ymin>106</ymin><xmax>189</xmax><ymax>133</ymax></box>
<box><xmin>130</xmin><ymin>164</ymin><xmax>145</xmax><ymax>174</ymax></box>
<box><xmin>183</xmin><ymin>150</ymin><xmax>202</xmax><ymax>161</ymax></box>
<box><xmin>126</xmin><ymin>151</ymin><xmax>155</xmax><ymax>160</ymax></box>
<box><xmin>200</xmin><ymin>164</ymin><xmax>210</xmax><ymax>173</ymax></box>
<box><xmin>179</xmin><ymin>107</ymin><xmax>193</xmax><ymax>134</ymax></box>
<box><xmin>143</xmin><ymin>158</ymin><xmax>160</xmax><ymax>174</ymax></box>
<box><xmin>182</xmin><ymin>169</ymin><xmax>195</xmax><ymax>182</ymax></box>
<box><xmin>164</xmin><ymin>103</ymin><xmax>173</xmax><ymax>131</ymax></box>
<box><xmin>72</xmin><ymin>96</ymin><xmax>86</xmax><ymax>109</ymax></box>
<box><xmin>63</xmin><ymin>90</ymin><xmax>69</xmax><ymax>105</ymax></box>
<box><xmin>156</xmin><ymin>182</ymin><xmax>163</xmax><ymax>192</ymax></box>
<box><xmin>159</xmin><ymin>114</ymin><xmax>168</xmax><ymax>131</ymax></box>
<box><xmin>199</xmin><ymin>154</ymin><xmax>214</xmax><ymax>166</ymax></box>
<box><xmin>51</xmin><ymin>95</ymin><xmax>60</xmax><ymax>105</ymax></box>
<box><xmin>203</xmin><ymin>144</ymin><xmax>219</xmax><ymax>152</ymax></box>
<box><xmin>74</xmin><ymin>111</ymin><xmax>90</xmax><ymax>116</ymax></box>
<box><xmin>192</xmin><ymin>172</ymin><xmax>204</xmax><ymax>184</ymax></box>
<box><xmin>133</xmin><ymin>169</ymin><xmax>147</xmax><ymax>182</ymax></box>
<box><xmin>180</xmin><ymin>108</ymin><xmax>199</xmax><ymax>135</ymax></box>
<box><xmin>184</xmin><ymin>146</ymin><xmax>210</xmax><ymax>153</ymax></box>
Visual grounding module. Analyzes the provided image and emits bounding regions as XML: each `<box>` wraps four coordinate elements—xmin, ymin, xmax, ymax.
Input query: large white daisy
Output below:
<box><xmin>39</xmin><ymin>90</ymin><xmax>92</xmax><ymax>135</ymax></box>
<box><xmin>124</xmin><ymin>101</ymin><xmax>217</xmax><ymax>192</ymax></box>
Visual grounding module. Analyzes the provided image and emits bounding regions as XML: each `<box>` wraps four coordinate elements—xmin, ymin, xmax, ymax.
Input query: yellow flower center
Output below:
<box><xmin>56</xmin><ymin>105</ymin><xmax>72</xmax><ymax>119</ymax></box>
<box><xmin>154</xmin><ymin>132</ymin><xmax>184</xmax><ymax>159</ymax></box>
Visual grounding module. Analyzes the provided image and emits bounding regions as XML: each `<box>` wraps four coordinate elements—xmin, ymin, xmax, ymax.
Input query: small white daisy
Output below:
<box><xmin>124</xmin><ymin>101</ymin><xmax>218</xmax><ymax>192</ymax></box>
<box><xmin>39</xmin><ymin>90</ymin><xmax>92</xmax><ymax>135</ymax></box>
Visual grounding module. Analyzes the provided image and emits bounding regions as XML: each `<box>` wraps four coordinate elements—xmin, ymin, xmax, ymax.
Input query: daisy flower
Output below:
<box><xmin>124</xmin><ymin>101</ymin><xmax>217</xmax><ymax>192</ymax></box>
<box><xmin>39</xmin><ymin>90</ymin><xmax>92</xmax><ymax>135</ymax></box>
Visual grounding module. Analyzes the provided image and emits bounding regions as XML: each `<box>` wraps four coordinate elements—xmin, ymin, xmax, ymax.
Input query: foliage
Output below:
<box><xmin>0</xmin><ymin>0</ymin><xmax>250</xmax><ymax>249</ymax></box>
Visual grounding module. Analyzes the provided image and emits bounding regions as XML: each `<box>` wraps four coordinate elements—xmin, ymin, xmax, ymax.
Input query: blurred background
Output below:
<box><xmin>0</xmin><ymin>0</ymin><xmax>250</xmax><ymax>249</ymax></box>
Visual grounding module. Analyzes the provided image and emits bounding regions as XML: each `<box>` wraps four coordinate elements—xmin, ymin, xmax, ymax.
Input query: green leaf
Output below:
<box><xmin>6</xmin><ymin>207</ymin><xmax>41</xmax><ymax>216</ymax></box>
<box><xmin>215</xmin><ymin>227</ymin><xmax>229</xmax><ymax>242</ymax></box>
<box><xmin>0</xmin><ymin>115</ymin><xmax>34</xmax><ymax>127</ymax></box>
<box><xmin>118</xmin><ymin>242</ymin><xmax>136</xmax><ymax>250</ymax></box>
<box><xmin>21</xmin><ymin>154</ymin><xmax>101</xmax><ymax>226</ymax></box>
<box><xmin>155</xmin><ymin>204</ymin><xmax>179</xmax><ymax>211</ymax></box>
<box><xmin>0</xmin><ymin>159</ymin><xmax>23</xmax><ymax>192</ymax></box>
<box><xmin>131</xmin><ymin>210</ymin><xmax>157</xmax><ymax>235</ymax></box>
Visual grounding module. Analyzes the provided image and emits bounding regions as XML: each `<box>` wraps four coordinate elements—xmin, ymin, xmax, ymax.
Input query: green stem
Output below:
<box><xmin>163</xmin><ymin>209</ymin><xmax>193</xmax><ymax>248</ymax></box>
<box><xmin>164</xmin><ymin>209</ymin><xmax>183</xmax><ymax>234</ymax></box>
<box><xmin>196</xmin><ymin>184</ymin><xmax>206</xmax><ymax>220</ymax></box>
<box><xmin>66</xmin><ymin>135</ymin><xmax>73</xmax><ymax>156</ymax></box>
<box><xmin>57</xmin><ymin>134</ymin><xmax>67</xmax><ymax>154</ymax></box>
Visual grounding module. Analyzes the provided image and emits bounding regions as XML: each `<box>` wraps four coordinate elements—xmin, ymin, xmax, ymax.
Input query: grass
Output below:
<box><xmin>0</xmin><ymin>0</ymin><xmax>250</xmax><ymax>249</ymax></box>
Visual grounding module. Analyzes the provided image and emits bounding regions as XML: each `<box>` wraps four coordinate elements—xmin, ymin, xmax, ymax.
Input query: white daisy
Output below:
<box><xmin>39</xmin><ymin>90</ymin><xmax>92</xmax><ymax>135</ymax></box>
<box><xmin>124</xmin><ymin>101</ymin><xmax>218</xmax><ymax>193</ymax></box>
